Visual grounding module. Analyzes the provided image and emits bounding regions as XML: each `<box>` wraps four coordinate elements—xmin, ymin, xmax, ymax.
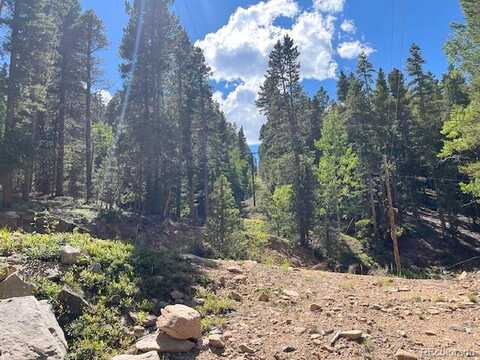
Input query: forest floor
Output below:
<box><xmin>189</xmin><ymin>259</ymin><xmax>480</xmax><ymax>360</ymax></box>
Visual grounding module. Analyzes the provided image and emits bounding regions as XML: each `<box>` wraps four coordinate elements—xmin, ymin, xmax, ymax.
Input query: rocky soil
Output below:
<box><xmin>187</xmin><ymin>260</ymin><xmax>480</xmax><ymax>360</ymax></box>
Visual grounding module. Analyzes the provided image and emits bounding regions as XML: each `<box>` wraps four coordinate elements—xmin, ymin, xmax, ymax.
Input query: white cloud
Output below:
<box><xmin>215</xmin><ymin>80</ymin><xmax>264</xmax><ymax>145</ymax></box>
<box><xmin>337</xmin><ymin>40</ymin><xmax>374</xmax><ymax>59</ymax></box>
<box><xmin>98</xmin><ymin>89</ymin><xmax>113</xmax><ymax>105</ymax></box>
<box><xmin>196</xmin><ymin>0</ymin><xmax>299</xmax><ymax>84</ymax></box>
<box><xmin>340</xmin><ymin>19</ymin><xmax>356</xmax><ymax>34</ymax></box>
<box><xmin>313</xmin><ymin>0</ymin><xmax>345</xmax><ymax>13</ymax></box>
<box><xmin>197</xmin><ymin>0</ymin><xmax>371</xmax><ymax>143</ymax></box>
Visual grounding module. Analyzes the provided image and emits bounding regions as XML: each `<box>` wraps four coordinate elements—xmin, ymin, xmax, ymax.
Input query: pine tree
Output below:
<box><xmin>207</xmin><ymin>175</ymin><xmax>242</xmax><ymax>257</ymax></box>
<box><xmin>54</xmin><ymin>0</ymin><xmax>82</xmax><ymax>196</ymax></box>
<box><xmin>337</xmin><ymin>70</ymin><xmax>349</xmax><ymax>103</ymax></box>
<box><xmin>1</xmin><ymin>0</ymin><xmax>57</xmax><ymax>206</ymax></box>
<box><xmin>257</xmin><ymin>35</ymin><xmax>313</xmax><ymax>245</ymax></box>
<box><xmin>78</xmin><ymin>9</ymin><xmax>107</xmax><ymax>202</ymax></box>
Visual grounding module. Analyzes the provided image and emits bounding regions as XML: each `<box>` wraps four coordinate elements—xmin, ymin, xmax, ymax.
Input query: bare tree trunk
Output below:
<box><xmin>368</xmin><ymin>179</ymin><xmax>378</xmax><ymax>238</ymax></box>
<box><xmin>385</xmin><ymin>156</ymin><xmax>401</xmax><ymax>273</ymax></box>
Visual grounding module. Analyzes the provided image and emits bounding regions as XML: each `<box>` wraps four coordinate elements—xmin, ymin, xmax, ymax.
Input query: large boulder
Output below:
<box><xmin>0</xmin><ymin>273</ymin><xmax>34</xmax><ymax>299</ymax></box>
<box><xmin>60</xmin><ymin>245</ymin><xmax>82</xmax><ymax>265</ymax></box>
<box><xmin>135</xmin><ymin>332</ymin><xmax>195</xmax><ymax>353</ymax></box>
<box><xmin>113</xmin><ymin>351</ymin><xmax>160</xmax><ymax>360</ymax></box>
<box><xmin>0</xmin><ymin>296</ymin><xmax>68</xmax><ymax>359</ymax></box>
<box><xmin>157</xmin><ymin>304</ymin><xmax>201</xmax><ymax>340</ymax></box>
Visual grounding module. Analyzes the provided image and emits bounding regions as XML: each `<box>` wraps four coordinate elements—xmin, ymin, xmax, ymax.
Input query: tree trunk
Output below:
<box><xmin>23</xmin><ymin>111</ymin><xmax>41</xmax><ymax>199</ymax></box>
<box><xmin>85</xmin><ymin>24</ymin><xmax>93</xmax><ymax>202</ymax></box>
<box><xmin>201</xmin><ymin>91</ymin><xmax>209</xmax><ymax>221</ymax></box>
<box><xmin>368</xmin><ymin>179</ymin><xmax>379</xmax><ymax>238</ymax></box>
<box><xmin>385</xmin><ymin>156</ymin><xmax>401</xmax><ymax>273</ymax></box>
<box><xmin>55</xmin><ymin>91</ymin><xmax>65</xmax><ymax>197</ymax></box>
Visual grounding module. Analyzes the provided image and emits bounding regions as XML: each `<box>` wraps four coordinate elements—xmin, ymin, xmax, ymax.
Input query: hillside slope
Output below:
<box><xmin>194</xmin><ymin>260</ymin><xmax>480</xmax><ymax>360</ymax></box>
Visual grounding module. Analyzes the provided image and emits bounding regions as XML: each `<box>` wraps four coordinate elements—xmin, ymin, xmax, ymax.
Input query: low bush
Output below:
<box><xmin>1</xmin><ymin>230</ymin><xmax>198</xmax><ymax>359</ymax></box>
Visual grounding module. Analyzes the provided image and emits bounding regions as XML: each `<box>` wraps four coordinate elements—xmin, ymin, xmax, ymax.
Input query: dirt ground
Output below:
<box><xmin>193</xmin><ymin>260</ymin><xmax>480</xmax><ymax>360</ymax></box>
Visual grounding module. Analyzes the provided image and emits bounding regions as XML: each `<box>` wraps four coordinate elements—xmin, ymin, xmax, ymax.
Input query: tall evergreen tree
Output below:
<box><xmin>78</xmin><ymin>9</ymin><xmax>107</xmax><ymax>202</ymax></box>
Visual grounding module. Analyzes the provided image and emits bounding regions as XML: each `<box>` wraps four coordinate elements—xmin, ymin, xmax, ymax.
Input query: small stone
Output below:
<box><xmin>135</xmin><ymin>332</ymin><xmax>195</xmax><ymax>353</ymax></box>
<box><xmin>157</xmin><ymin>304</ymin><xmax>202</xmax><ymax>340</ymax></box>
<box><xmin>258</xmin><ymin>293</ymin><xmax>269</xmax><ymax>302</ymax></box>
<box><xmin>134</xmin><ymin>326</ymin><xmax>146</xmax><ymax>337</ymax></box>
<box><xmin>46</xmin><ymin>268</ymin><xmax>62</xmax><ymax>282</ymax></box>
<box><xmin>230</xmin><ymin>291</ymin><xmax>242</xmax><ymax>301</ymax></box>
<box><xmin>227</xmin><ymin>266</ymin><xmax>244</xmax><ymax>274</ymax></box>
<box><xmin>294</xmin><ymin>327</ymin><xmax>306</xmax><ymax>335</ymax></box>
<box><xmin>239</xmin><ymin>344</ymin><xmax>255</xmax><ymax>353</ymax></box>
<box><xmin>60</xmin><ymin>245</ymin><xmax>82</xmax><ymax>265</ymax></box>
<box><xmin>339</xmin><ymin>330</ymin><xmax>363</xmax><ymax>340</ymax></box>
<box><xmin>322</xmin><ymin>345</ymin><xmax>335</xmax><ymax>353</ymax></box>
<box><xmin>395</xmin><ymin>349</ymin><xmax>418</xmax><ymax>360</ymax></box>
<box><xmin>208</xmin><ymin>334</ymin><xmax>225</xmax><ymax>349</ymax></box>
<box><xmin>398</xmin><ymin>330</ymin><xmax>407</xmax><ymax>338</ymax></box>
<box><xmin>425</xmin><ymin>330</ymin><xmax>437</xmax><ymax>336</ymax></box>
<box><xmin>282</xmin><ymin>289</ymin><xmax>299</xmax><ymax>298</ymax></box>
<box><xmin>90</xmin><ymin>262</ymin><xmax>102</xmax><ymax>273</ymax></box>
<box><xmin>458</xmin><ymin>271</ymin><xmax>468</xmax><ymax>280</ymax></box>
<box><xmin>282</xmin><ymin>345</ymin><xmax>296</xmax><ymax>353</ymax></box>
<box><xmin>310</xmin><ymin>303</ymin><xmax>322</xmax><ymax>311</ymax></box>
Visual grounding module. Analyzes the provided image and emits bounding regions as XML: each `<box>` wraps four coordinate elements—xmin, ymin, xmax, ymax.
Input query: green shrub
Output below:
<box><xmin>3</xmin><ymin>231</ymin><xmax>198</xmax><ymax>360</ymax></box>
<box><xmin>0</xmin><ymin>227</ymin><xmax>18</xmax><ymax>256</ymax></box>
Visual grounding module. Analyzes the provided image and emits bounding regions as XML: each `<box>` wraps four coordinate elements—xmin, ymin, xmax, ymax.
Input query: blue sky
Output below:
<box><xmin>81</xmin><ymin>0</ymin><xmax>464</xmax><ymax>143</ymax></box>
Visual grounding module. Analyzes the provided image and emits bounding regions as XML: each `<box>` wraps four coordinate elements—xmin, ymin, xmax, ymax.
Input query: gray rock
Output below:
<box><xmin>135</xmin><ymin>332</ymin><xmax>195</xmax><ymax>353</ymax></box>
<box><xmin>113</xmin><ymin>352</ymin><xmax>160</xmax><ymax>360</ymax></box>
<box><xmin>208</xmin><ymin>334</ymin><xmax>225</xmax><ymax>349</ymax></box>
<box><xmin>180</xmin><ymin>254</ymin><xmax>219</xmax><ymax>268</ymax></box>
<box><xmin>227</xmin><ymin>265</ymin><xmax>244</xmax><ymax>274</ymax></box>
<box><xmin>89</xmin><ymin>262</ymin><xmax>102</xmax><ymax>273</ymax></box>
<box><xmin>0</xmin><ymin>273</ymin><xmax>34</xmax><ymax>299</ymax></box>
<box><xmin>60</xmin><ymin>245</ymin><xmax>82</xmax><ymax>265</ymax></box>
<box><xmin>46</xmin><ymin>268</ymin><xmax>62</xmax><ymax>282</ymax></box>
<box><xmin>157</xmin><ymin>304</ymin><xmax>202</xmax><ymax>340</ymax></box>
<box><xmin>0</xmin><ymin>296</ymin><xmax>67</xmax><ymax>359</ymax></box>
<box><xmin>230</xmin><ymin>291</ymin><xmax>242</xmax><ymax>301</ymax></box>
<box><xmin>58</xmin><ymin>286</ymin><xmax>90</xmax><ymax>316</ymax></box>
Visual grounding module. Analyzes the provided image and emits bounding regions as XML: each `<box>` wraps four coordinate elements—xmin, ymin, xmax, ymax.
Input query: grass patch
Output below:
<box><xmin>338</xmin><ymin>281</ymin><xmax>355</xmax><ymax>290</ymax></box>
<box><xmin>280</xmin><ymin>258</ymin><xmax>291</xmax><ymax>272</ymax></box>
<box><xmin>243</xmin><ymin>218</ymin><xmax>271</xmax><ymax>261</ymax></box>
<box><xmin>195</xmin><ymin>289</ymin><xmax>234</xmax><ymax>333</ymax></box>
<box><xmin>374</xmin><ymin>277</ymin><xmax>394</xmax><ymax>288</ymax></box>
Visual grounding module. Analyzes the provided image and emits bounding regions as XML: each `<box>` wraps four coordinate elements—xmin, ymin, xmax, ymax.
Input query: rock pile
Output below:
<box><xmin>115</xmin><ymin>304</ymin><xmax>203</xmax><ymax>358</ymax></box>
